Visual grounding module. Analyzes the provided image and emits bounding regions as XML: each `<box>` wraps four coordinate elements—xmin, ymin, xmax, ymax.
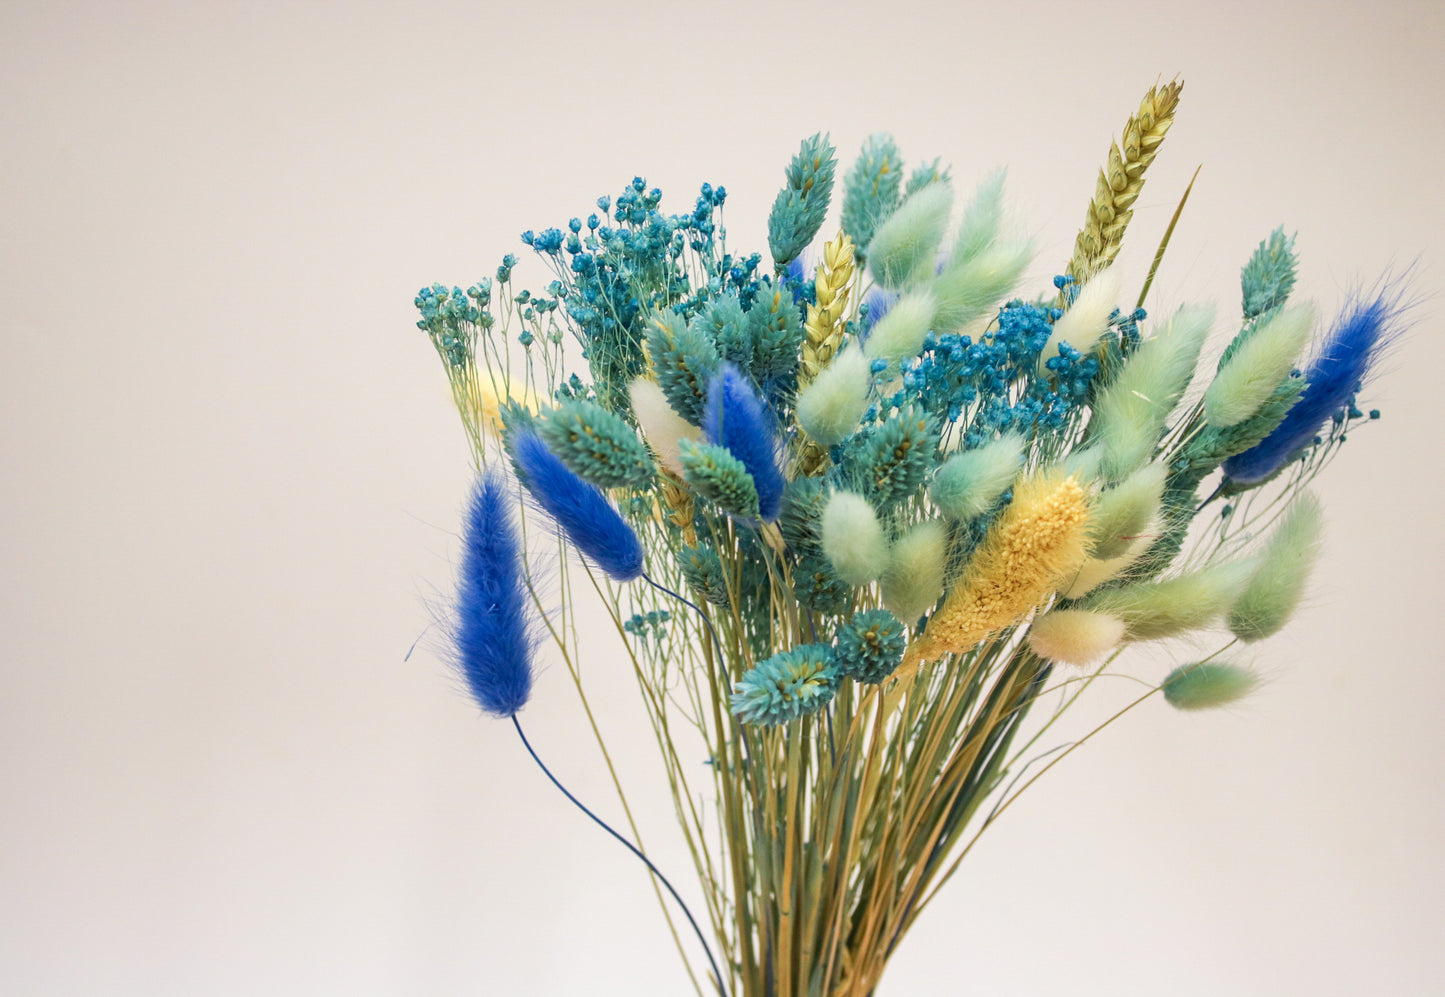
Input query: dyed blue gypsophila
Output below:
<box><xmin>510</xmin><ymin>430</ymin><xmax>645</xmax><ymax>582</ymax></box>
<box><xmin>872</xmin><ymin>301</ymin><xmax>1099</xmax><ymax>449</ymax></box>
<box><xmin>415</xmin><ymin>281</ymin><xmax>494</xmax><ymax>367</ymax></box>
<box><xmin>1223</xmin><ymin>289</ymin><xmax>1404</xmax><ymax>486</ymax></box>
<box><xmin>623</xmin><ymin>609</ymin><xmax>672</xmax><ymax>641</ymax></box>
<box><xmin>731</xmin><ymin>644</ymin><xmax>841</xmax><ymax>726</ymax></box>
<box><xmin>454</xmin><ymin>472</ymin><xmax>535</xmax><ymax>717</ymax></box>
<box><xmin>518</xmin><ymin>177</ymin><xmax>765</xmax><ymax>412</ymax></box>
<box><xmin>834</xmin><ymin>609</ymin><xmax>907</xmax><ymax>684</ymax></box>
<box><xmin>703</xmin><ymin>364</ymin><xmax>785</xmax><ymax>522</ymax></box>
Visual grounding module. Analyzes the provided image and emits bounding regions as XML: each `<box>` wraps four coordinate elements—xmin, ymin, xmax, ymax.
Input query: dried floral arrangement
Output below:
<box><xmin>411</xmin><ymin>81</ymin><xmax>1406</xmax><ymax>996</ymax></box>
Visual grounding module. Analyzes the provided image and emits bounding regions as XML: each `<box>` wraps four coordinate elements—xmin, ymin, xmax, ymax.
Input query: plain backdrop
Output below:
<box><xmin>3</xmin><ymin>1</ymin><xmax>1443</xmax><ymax>994</ymax></box>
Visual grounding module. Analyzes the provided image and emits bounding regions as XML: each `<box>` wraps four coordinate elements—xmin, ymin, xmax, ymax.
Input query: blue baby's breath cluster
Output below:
<box><xmin>623</xmin><ymin>609</ymin><xmax>672</xmax><ymax>642</ymax></box>
<box><xmin>519</xmin><ymin>177</ymin><xmax>787</xmax><ymax>412</ymax></box>
<box><xmin>415</xmin><ymin>281</ymin><xmax>493</xmax><ymax>367</ymax></box>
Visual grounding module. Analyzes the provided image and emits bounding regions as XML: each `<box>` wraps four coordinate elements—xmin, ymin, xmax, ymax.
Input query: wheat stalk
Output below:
<box><xmin>1064</xmin><ymin>80</ymin><xmax>1183</xmax><ymax>286</ymax></box>
<box><xmin>796</xmin><ymin>232</ymin><xmax>856</xmax><ymax>474</ymax></box>
<box><xmin>800</xmin><ymin>231</ymin><xmax>855</xmax><ymax>384</ymax></box>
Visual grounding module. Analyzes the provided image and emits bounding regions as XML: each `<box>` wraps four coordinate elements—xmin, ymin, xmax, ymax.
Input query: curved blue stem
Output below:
<box><xmin>641</xmin><ymin>572</ymin><xmax>726</xmax><ymax>664</ymax></box>
<box><xmin>511</xmin><ymin>715</ymin><xmax>729</xmax><ymax>997</ymax></box>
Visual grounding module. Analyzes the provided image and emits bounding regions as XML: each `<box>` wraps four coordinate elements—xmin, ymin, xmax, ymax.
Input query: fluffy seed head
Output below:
<box><xmin>821</xmin><ymin>490</ymin><xmax>890</xmax><ymax>585</ymax></box>
<box><xmin>1224</xmin><ymin>290</ymin><xmax>1405</xmax><ymax>486</ymax></box>
<box><xmin>796</xmin><ymin>347</ymin><xmax>872</xmax><ymax>446</ymax></box>
<box><xmin>511</xmin><ymin>431</ymin><xmax>645</xmax><ymax>582</ymax></box>
<box><xmin>1204</xmin><ymin>303</ymin><xmax>1315</xmax><ymax>427</ymax></box>
<box><xmin>1228</xmin><ymin>492</ymin><xmax>1324</xmax><ymax>641</ymax></box>
<box><xmin>1090</xmin><ymin>303</ymin><xmax>1214</xmax><ymax>482</ymax></box>
<box><xmin>1028</xmin><ymin>609</ymin><xmax>1125</xmax><ymax>668</ymax></box>
<box><xmin>867</xmin><ymin>182</ymin><xmax>954</xmax><ymax>290</ymax></box>
<box><xmin>930</xmin><ymin>239</ymin><xmax>1033</xmax><ymax>333</ymax></box>
<box><xmin>703</xmin><ymin>363</ymin><xmax>785</xmax><ymax>521</ymax></box>
<box><xmin>1038</xmin><ymin>269</ymin><xmax>1122</xmax><ymax>372</ymax></box>
<box><xmin>1059</xmin><ymin>533</ymin><xmax>1154</xmax><ymax>598</ymax></box>
<box><xmin>863</xmin><ymin>289</ymin><xmax>938</xmax><ymax>366</ymax></box>
<box><xmin>1084</xmin><ymin>557</ymin><xmax>1258</xmax><ymax>641</ymax></box>
<box><xmin>947</xmin><ymin>169</ymin><xmax>1007</xmax><ymax>268</ymax></box>
<box><xmin>1089</xmin><ymin>463</ymin><xmax>1167</xmax><ymax>559</ymax></box>
<box><xmin>453</xmin><ymin>473</ymin><xmax>536</xmax><ymax>717</ymax></box>
<box><xmin>910</xmin><ymin>474</ymin><xmax>1091</xmax><ymax>663</ymax></box>
<box><xmin>629</xmin><ymin>377</ymin><xmax>701</xmax><ymax>477</ymax></box>
<box><xmin>929</xmin><ymin>433</ymin><xmax>1025</xmax><ymax>521</ymax></box>
<box><xmin>1162</xmin><ymin>661</ymin><xmax>1260</xmax><ymax>711</ymax></box>
<box><xmin>881</xmin><ymin>519</ymin><xmax>947</xmax><ymax>623</ymax></box>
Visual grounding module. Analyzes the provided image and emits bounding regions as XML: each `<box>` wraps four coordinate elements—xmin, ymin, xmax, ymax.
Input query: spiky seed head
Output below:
<box><xmin>835</xmin><ymin>609</ymin><xmax>907</xmax><ymax>684</ymax></box>
<box><xmin>731</xmin><ymin>644</ymin><xmax>840</xmax><ymax>725</ymax></box>
<box><xmin>678</xmin><ymin>439</ymin><xmax>761</xmax><ymax>521</ymax></box>
<box><xmin>537</xmin><ymin>397</ymin><xmax>655</xmax><ymax>490</ymax></box>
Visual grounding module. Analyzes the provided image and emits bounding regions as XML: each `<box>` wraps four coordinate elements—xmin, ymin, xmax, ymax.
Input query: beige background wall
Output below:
<box><xmin>3</xmin><ymin>1</ymin><xmax>1442</xmax><ymax>994</ymax></box>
